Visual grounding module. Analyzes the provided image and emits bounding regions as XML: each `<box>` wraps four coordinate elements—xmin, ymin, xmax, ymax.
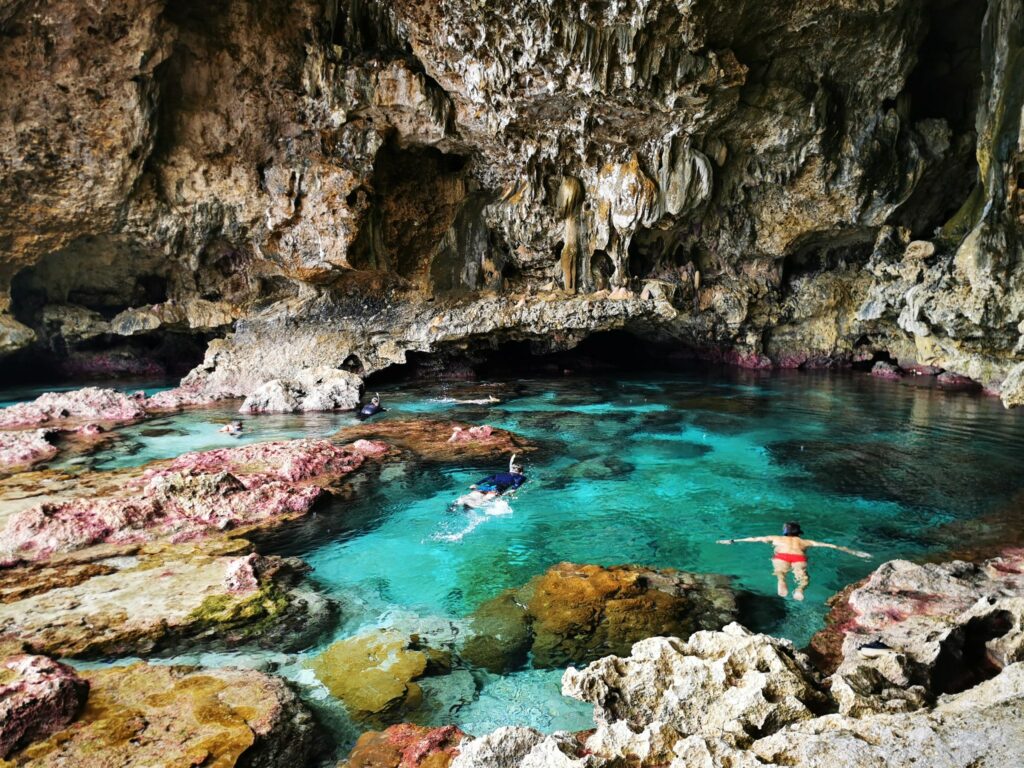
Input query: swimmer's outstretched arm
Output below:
<box><xmin>803</xmin><ymin>539</ymin><xmax>872</xmax><ymax>558</ymax></box>
<box><xmin>716</xmin><ymin>536</ymin><xmax>775</xmax><ymax>544</ymax></box>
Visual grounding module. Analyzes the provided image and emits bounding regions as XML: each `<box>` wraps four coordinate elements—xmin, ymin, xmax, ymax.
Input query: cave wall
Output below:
<box><xmin>0</xmin><ymin>0</ymin><xmax>1021</xmax><ymax>401</ymax></box>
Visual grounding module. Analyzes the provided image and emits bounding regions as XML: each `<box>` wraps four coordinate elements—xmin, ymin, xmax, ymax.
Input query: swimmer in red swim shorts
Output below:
<box><xmin>716</xmin><ymin>521</ymin><xmax>872</xmax><ymax>601</ymax></box>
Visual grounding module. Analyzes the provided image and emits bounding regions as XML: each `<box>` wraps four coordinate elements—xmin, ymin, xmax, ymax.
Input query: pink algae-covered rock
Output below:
<box><xmin>0</xmin><ymin>388</ymin><xmax>146</xmax><ymax>429</ymax></box>
<box><xmin>224</xmin><ymin>553</ymin><xmax>264</xmax><ymax>594</ymax></box>
<box><xmin>0</xmin><ymin>655</ymin><xmax>88</xmax><ymax>758</ymax></box>
<box><xmin>870</xmin><ymin>360</ymin><xmax>904</xmax><ymax>380</ymax></box>
<box><xmin>0</xmin><ymin>430</ymin><xmax>58</xmax><ymax>471</ymax></box>
<box><xmin>144</xmin><ymin>385</ymin><xmax>225</xmax><ymax>411</ymax></box>
<box><xmin>0</xmin><ymin>439</ymin><xmax>387</xmax><ymax>566</ymax></box>
<box><xmin>446</xmin><ymin>424</ymin><xmax>495</xmax><ymax>443</ymax></box>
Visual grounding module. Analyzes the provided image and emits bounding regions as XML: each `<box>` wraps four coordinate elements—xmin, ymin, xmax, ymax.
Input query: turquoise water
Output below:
<box><xmin>11</xmin><ymin>369</ymin><xmax>1024</xmax><ymax>745</ymax></box>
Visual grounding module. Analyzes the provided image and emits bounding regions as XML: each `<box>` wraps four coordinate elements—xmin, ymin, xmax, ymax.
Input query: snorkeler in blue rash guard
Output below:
<box><xmin>456</xmin><ymin>455</ymin><xmax>526</xmax><ymax>507</ymax></box>
<box><xmin>356</xmin><ymin>393</ymin><xmax>386</xmax><ymax>420</ymax></box>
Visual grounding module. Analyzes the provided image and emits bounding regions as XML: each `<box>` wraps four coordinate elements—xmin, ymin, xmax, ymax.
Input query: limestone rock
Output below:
<box><xmin>0</xmin><ymin>540</ymin><xmax>332</xmax><ymax>657</ymax></box>
<box><xmin>2</xmin><ymin>663</ymin><xmax>315</xmax><ymax>768</ymax></box>
<box><xmin>751</xmin><ymin>663</ymin><xmax>1024</xmax><ymax>767</ymax></box>
<box><xmin>0</xmin><ymin>655</ymin><xmax>88</xmax><ymax>759</ymax></box>
<box><xmin>564</xmin><ymin>625</ymin><xmax>827</xmax><ymax>751</ymax></box>
<box><xmin>335</xmin><ymin>419</ymin><xmax>533</xmax><ymax>463</ymax></box>
<box><xmin>818</xmin><ymin>550</ymin><xmax>1024</xmax><ymax>715</ymax></box>
<box><xmin>0</xmin><ymin>437</ymin><xmax>385</xmax><ymax>565</ymax></box>
<box><xmin>448</xmin><ymin>727</ymin><xmax>588</xmax><ymax>768</ymax></box>
<box><xmin>0</xmin><ymin>388</ymin><xmax>146</xmax><ymax>429</ymax></box>
<box><xmin>239</xmin><ymin>368</ymin><xmax>363</xmax><ymax>414</ymax></box>
<box><xmin>0</xmin><ymin>431</ymin><xmax>57</xmax><ymax>474</ymax></box>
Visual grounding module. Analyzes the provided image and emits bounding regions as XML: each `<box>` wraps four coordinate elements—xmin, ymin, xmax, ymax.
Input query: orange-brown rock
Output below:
<box><xmin>335</xmin><ymin>419</ymin><xmax>532</xmax><ymax>463</ymax></box>
<box><xmin>340</xmin><ymin>723</ymin><xmax>466</xmax><ymax>768</ymax></box>
<box><xmin>462</xmin><ymin>562</ymin><xmax>736</xmax><ymax>671</ymax></box>
<box><xmin>1</xmin><ymin>663</ymin><xmax>315</xmax><ymax>768</ymax></box>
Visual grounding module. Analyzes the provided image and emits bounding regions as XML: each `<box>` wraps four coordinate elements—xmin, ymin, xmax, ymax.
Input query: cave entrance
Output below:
<box><xmin>349</xmin><ymin>140</ymin><xmax>470</xmax><ymax>286</ymax></box>
<box><xmin>890</xmin><ymin>0</ymin><xmax>986</xmax><ymax>238</ymax></box>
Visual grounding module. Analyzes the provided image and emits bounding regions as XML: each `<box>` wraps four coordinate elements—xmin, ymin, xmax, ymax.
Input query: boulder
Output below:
<box><xmin>2</xmin><ymin>663</ymin><xmax>315</xmax><ymax>767</ymax></box>
<box><xmin>0</xmin><ymin>655</ymin><xmax>88</xmax><ymax>758</ymax></box>
<box><xmin>340</xmin><ymin>723</ymin><xmax>467</xmax><ymax>768</ymax></box>
<box><xmin>0</xmin><ymin>540</ymin><xmax>332</xmax><ymax>658</ymax></box>
<box><xmin>870</xmin><ymin>361</ymin><xmax>903</xmax><ymax>380</ymax></box>
<box><xmin>564</xmin><ymin>625</ymin><xmax>828</xmax><ymax>755</ymax></box>
<box><xmin>463</xmin><ymin>562</ymin><xmax>736</xmax><ymax>671</ymax></box>
<box><xmin>240</xmin><ymin>368</ymin><xmax>363</xmax><ymax>414</ymax></box>
<box><xmin>308</xmin><ymin>629</ymin><xmax>448</xmax><ymax>721</ymax></box>
<box><xmin>448</xmin><ymin>727</ymin><xmax>588</xmax><ymax>768</ymax></box>
<box><xmin>0</xmin><ymin>388</ymin><xmax>146</xmax><ymax>429</ymax></box>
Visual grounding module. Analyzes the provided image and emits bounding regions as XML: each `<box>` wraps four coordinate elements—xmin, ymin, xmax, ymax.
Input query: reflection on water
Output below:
<box><xmin>8</xmin><ymin>368</ymin><xmax>1024</xmax><ymax>747</ymax></box>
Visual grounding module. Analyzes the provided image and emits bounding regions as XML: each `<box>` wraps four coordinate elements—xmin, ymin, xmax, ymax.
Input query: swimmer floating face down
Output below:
<box><xmin>716</xmin><ymin>521</ymin><xmax>871</xmax><ymax>602</ymax></box>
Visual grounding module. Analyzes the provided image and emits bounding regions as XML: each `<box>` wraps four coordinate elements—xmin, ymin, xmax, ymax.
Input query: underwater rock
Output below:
<box><xmin>339</xmin><ymin>723</ymin><xmax>467</xmax><ymax>768</ymax></box>
<box><xmin>817</xmin><ymin>550</ymin><xmax>1024</xmax><ymax>715</ymax></box>
<box><xmin>461</xmin><ymin>592</ymin><xmax>533</xmax><ymax>674</ymax></box>
<box><xmin>239</xmin><ymin>368</ymin><xmax>363</xmax><ymax>414</ymax></box>
<box><xmin>0</xmin><ymin>430</ymin><xmax>58</xmax><ymax>473</ymax></box>
<box><xmin>335</xmin><ymin>419</ymin><xmax>532</xmax><ymax>463</ymax></box>
<box><xmin>463</xmin><ymin>562</ymin><xmax>736</xmax><ymax>671</ymax></box>
<box><xmin>0</xmin><ymin>539</ymin><xmax>333</xmax><ymax>657</ymax></box>
<box><xmin>565</xmin><ymin>456</ymin><xmax>635</xmax><ymax>481</ymax></box>
<box><xmin>0</xmin><ymin>388</ymin><xmax>147</xmax><ymax>429</ymax></box>
<box><xmin>0</xmin><ymin>438</ymin><xmax>385</xmax><ymax>565</ymax></box>
<box><xmin>564</xmin><ymin>625</ymin><xmax>828</xmax><ymax>755</ymax></box>
<box><xmin>308</xmin><ymin>629</ymin><xmax>446</xmax><ymax>721</ymax></box>
<box><xmin>0</xmin><ymin>655</ymin><xmax>88</xmax><ymax>759</ymax></box>
<box><xmin>1</xmin><ymin>662</ymin><xmax>315</xmax><ymax>768</ymax></box>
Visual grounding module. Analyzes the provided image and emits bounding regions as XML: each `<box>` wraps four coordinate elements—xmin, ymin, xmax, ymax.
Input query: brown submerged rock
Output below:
<box><xmin>340</xmin><ymin>723</ymin><xmax>467</xmax><ymax>768</ymax></box>
<box><xmin>0</xmin><ymin>539</ymin><xmax>332</xmax><ymax>658</ymax></box>
<box><xmin>1</xmin><ymin>663</ymin><xmax>315</xmax><ymax>768</ymax></box>
<box><xmin>462</xmin><ymin>562</ymin><xmax>736</xmax><ymax>671</ymax></box>
<box><xmin>334</xmin><ymin>419</ymin><xmax>533</xmax><ymax>463</ymax></box>
<box><xmin>0</xmin><ymin>655</ymin><xmax>88</xmax><ymax>759</ymax></box>
<box><xmin>308</xmin><ymin>629</ymin><xmax>449</xmax><ymax>722</ymax></box>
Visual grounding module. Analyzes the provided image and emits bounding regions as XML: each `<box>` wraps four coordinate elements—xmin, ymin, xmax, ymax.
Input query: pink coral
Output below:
<box><xmin>0</xmin><ymin>655</ymin><xmax>88</xmax><ymax>758</ymax></box>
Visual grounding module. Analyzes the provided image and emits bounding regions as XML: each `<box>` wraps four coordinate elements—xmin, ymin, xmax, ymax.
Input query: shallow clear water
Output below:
<box><xmin>12</xmin><ymin>369</ymin><xmax>1024</xmax><ymax>746</ymax></box>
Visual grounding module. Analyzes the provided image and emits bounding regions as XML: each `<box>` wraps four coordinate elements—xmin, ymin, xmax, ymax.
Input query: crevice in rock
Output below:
<box><xmin>932</xmin><ymin>609</ymin><xmax>1012</xmax><ymax>695</ymax></box>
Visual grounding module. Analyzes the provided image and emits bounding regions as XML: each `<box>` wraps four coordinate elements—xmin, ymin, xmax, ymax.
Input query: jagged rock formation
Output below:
<box><xmin>378</xmin><ymin>623</ymin><xmax>1024</xmax><ymax>768</ymax></box>
<box><xmin>0</xmin><ymin>655</ymin><xmax>88</xmax><ymax>759</ymax></box>
<box><xmin>0</xmin><ymin>0</ymin><xmax>1020</xmax><ymax>401</ymax></box>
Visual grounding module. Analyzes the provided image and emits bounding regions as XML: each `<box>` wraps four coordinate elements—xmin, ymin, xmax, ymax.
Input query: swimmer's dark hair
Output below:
<box><xmin>783</xmin><ymin>521</ymin><xmax>803</xmax><ymax>536</ymax></box>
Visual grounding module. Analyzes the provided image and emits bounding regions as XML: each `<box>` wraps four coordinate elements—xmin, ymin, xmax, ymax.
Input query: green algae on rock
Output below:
<box><xmin>0</xmin><ymin>662</ymin><xmax>315</xmax><ymax>768</ymax></box>
<box><xmin>0</xmin><ymin>540</ymin><xmax>332</xmax><ymax>658</ymax></box>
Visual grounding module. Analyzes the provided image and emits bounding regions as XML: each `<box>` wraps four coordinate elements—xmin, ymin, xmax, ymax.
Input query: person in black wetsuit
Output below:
<box><xmin>468</xmin><ymin>455</ymin><xmax>526</xmax><ymax>498</ymax></box>
<box><xmin>356</xmin><ymin>393</ymin><xmax>386</xmax><ymax>420</ymax></box>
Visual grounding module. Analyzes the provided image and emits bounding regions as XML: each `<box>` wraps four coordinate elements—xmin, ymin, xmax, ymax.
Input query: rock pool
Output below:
<box><xmin>8</xmin><ymin>368</ymin><xmax>1024</xmax><ymax>750</ymax></box>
